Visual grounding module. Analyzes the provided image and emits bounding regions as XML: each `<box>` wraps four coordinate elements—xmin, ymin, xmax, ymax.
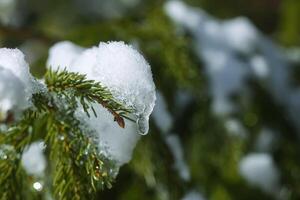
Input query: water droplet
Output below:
<box><xmin>136</xmin><ymin>116</ymin><xmax>149</xmax><ymax>135</ymax></box>
<box><xmin>33</xmin><ymin>182</ymin><xmax>43</xmax><ymax>191</ymax></box>
<box><xmin>59</xmin><ymin>135</ymin><xmax>65</xmax><ymax>141</ymax></box>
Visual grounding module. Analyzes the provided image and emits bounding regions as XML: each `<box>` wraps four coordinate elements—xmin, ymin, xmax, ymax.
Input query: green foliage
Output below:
<box><xmin>45</xmin><ymin>69</ymin><xmax>133</xmax><ymax>126</ymax></box>
<box><xmin>0</xmin><ymin>69</ymin><xmax>133</xmax><ymax>200</ymax></box>
<box><xmin>279</xmin><ymin>0</ymin><xmax>300</xmax><ymax>46</ymax></box>
<box><xmin>1</xmin><ymin>0</ymin><xmax>300</xmax><ymax>199</ymax></box>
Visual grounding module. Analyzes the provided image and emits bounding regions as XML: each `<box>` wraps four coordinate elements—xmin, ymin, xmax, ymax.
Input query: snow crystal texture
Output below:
<box><xmin>47</xmin><ymin>41</ymin><xmax>156</xmax><ymax>166</ymax></box>
<box><xmin>0</xmin><ymin>48</ymin><xmax>36</xmax><ymax>115</ymax></box>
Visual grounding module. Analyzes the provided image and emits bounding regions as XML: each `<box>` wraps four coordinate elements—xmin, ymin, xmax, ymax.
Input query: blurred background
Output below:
<box><xmin>1</xmin><ymin>0</ymin><xmax>300</xmax><ymax>199</ymax></box>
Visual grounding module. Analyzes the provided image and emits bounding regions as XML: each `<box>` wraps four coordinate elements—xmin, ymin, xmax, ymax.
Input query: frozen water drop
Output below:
<box><xmin>136</xmin><ymin>116</ymin><xmax>149</xmax><ymax>135</ymax></box>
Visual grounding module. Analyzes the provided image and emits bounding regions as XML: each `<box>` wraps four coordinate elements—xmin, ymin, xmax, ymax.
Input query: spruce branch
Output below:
<box><xmin>45</xmin><ymin>68</ymin><xmax>134</xmax><ymax>128</ymax></box>
<box><xmin>44</xmin><ymin>102</ymin><xmax>116</xmax><ymax>200</ymax></box>
<box><xmin>0</xmin><ymin>110</ymin><xmax>38</xmax><ymax>200</ymax></box>
<box><xmin>0</xmin><ymin>68</ymin><xmax>134</xmax><ymax>199</ymax></box>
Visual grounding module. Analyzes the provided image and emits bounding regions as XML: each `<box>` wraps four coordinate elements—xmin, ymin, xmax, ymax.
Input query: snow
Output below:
<box><xmin>21</xmin><ymin>141</ymin><xmax>46</xmax><ymax>176</ymax></box>
<box><xmin>224</xmin><ymin>118</ymin><xmax>247</xmax><ymax>138</ymax></box>
<box><xmin>0</xmin><ymin>48</ymin><xmax>37</xmax><ymax>115</ymax></box>
<box><xmin>0</xmin><ymin>48</ymin><xmax>33</xmax><ymax>92</ymax></box>
<box><xmin>182</xmin><ymin>190</ymin><xmax>205</xmax><ymax>200</ymax></box>
<box><xmin>164</xmin><ymin>0</ymin><xmax>203</xmax><ymax>30</ymax></box>
<box><xmin>48</xmin><ymin>41</ymin><xmax>156</xmax><ymax>135</ymax></box>
<box><xmin>152</xmin><ymin>91</ymin><xmax>190</xmax><ymax>181</ymax></box>
<box><xmin>76</xmin><ymin>105</ymin><xmax>141</xmax><ymax>166</ymax></box>
<box><xmin>239</xmin><ymin>153</ymin><xmax>280</xmax><ymax>194</ymax></box>
<box><xmin>285</xmin><ymin>47</ymin><xmax>300</xmax><ymax>63</ymax></box>
<box><xmin>165</xmin><ymin>0</ymin><xmax>300</xmax><ymax>136</ymax></box>
<box><xmin>0</xmin><ymin>67</ymin><xmax>26</xmax><ymax>114</ymax></box>
<box><xmin>165</xmin><ymin>1</ymin><xmax>251</xmax><ymax>116</ymax></box>
<box><xmin>47</xmin><ymin>41</ymin><xmax>85</xmax><ymax>71</ymax></box>
<box><xmin>255</xmin><ymin>128</ymin><xmax>277</xmax><ymax>152</ymax></box>
<box><xmin>152</xmin><ymin>91</ymin><xmax>173</xmax><ymax>133</ymax></box>
<box><xmin>47</xmin><ymin>41</ymin><xmax>156</xmax><ymax>166</ymax></box>
<box><xmin>222</xmin><ymin>17</ymin><xmax>258</xmax><ymax>55</ymax></box>
<box><xmin>72</xmin><ymin>41</ymin><xmax>156</xmax><ymax>135</ymax></box>
<box><xmin>165</xmin><ymin>134</ymin><xmax>191</xmax><ymax>181</ymax></box>
<box><xmin>250</xmin><ymin>55</ymin><xmax>269</xmax><ymax>78</ymax></box>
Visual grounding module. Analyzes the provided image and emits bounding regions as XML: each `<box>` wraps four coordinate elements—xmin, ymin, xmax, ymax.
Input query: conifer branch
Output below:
<box><xmin>44</xmin><ymin>101</ymin><xmax>116</xmax><ymax>200</ymax></box>
<box><xmin>0</xmin><ymin>110</ymin><xmax>38</xmax><ymax>200</ymax></box>
<box><xmin>45</xmin><ymin>68</ymin><xmax>134</xmax><ymax>128</ymax></box>
<box><xmin>0</xmin><ymin>69</ymin><xmax>134</xmax><ymax>199</ymax></box>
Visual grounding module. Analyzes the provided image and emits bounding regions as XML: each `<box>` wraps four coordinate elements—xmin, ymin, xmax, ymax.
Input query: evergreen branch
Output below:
<box><xmin>1</xmin><ymin>68</ymin><xmax>132</xmax><ymax>199</ymax></box>
<box><xmin>45</xmin><ymin>104</ymin><xmax>116</xmax><ymax>200</ymax></box>
<box><xmin>0</xmin><ymin>110</ymin><xmax>38</xmax><ymax>200</ymax></box>
<box><xmin>44</xmin><ymin>68</ymin><xmax>134</xmax><ymax>128</ymax></box>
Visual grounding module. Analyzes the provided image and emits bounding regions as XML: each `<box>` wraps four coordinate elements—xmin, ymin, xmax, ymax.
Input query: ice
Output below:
<box><xmin>47</xmin><ymin>41</ymin><xmax>156</xmax><ymax>166</ymax></box>
<box><xmin>47</xmin><ymin>41</ymin><xmax>85</xmax><ymax>71</ymax></box>
<box><xmin>239</xmin><ymin>153</ymin><xmax>280</xmax><ymax>194</ymax></box>
<box><xmin>21</xmin><ymin>141</ymin><xmax>46</xmax><ymax>176</ymax></box>
<box><xmin>0</xmin><ymin>48</ymin><xmax>36</xmax><ymax>115</ymax></box>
